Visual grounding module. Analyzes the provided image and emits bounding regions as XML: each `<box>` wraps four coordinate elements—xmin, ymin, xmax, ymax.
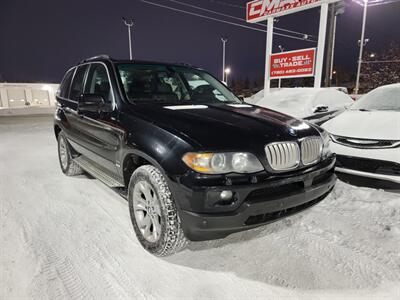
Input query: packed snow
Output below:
<box><xmin>1</xmin><ymin>116</ymin><xmax>400</xmax><ymax>300</ymax></box>
<box><xmin>245</xmin><ymin>88</ymin><xmax>353</xmax><ymax>118</ymax></box>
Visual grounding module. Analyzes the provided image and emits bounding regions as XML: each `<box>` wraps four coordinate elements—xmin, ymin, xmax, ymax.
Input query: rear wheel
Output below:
<box><xmin>128</xmin><ymin>165</ymin><xmax>187</xmax><ymax>256</ymax></box>
<box><xmin>57</xmin><ymin>132</ymin><xmax>83</xmax><ymax>176</ymax></box>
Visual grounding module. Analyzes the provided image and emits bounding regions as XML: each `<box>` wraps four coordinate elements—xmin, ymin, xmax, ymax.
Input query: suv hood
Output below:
<box><xmin>323</xmin><ymin>110</ymin><xmax>400</xmax><ymax>140</ymax></box>
<box><xmin>128</xmin><ymin>103</ymin><xmax>320</xmax><ymax>150</ymax></box>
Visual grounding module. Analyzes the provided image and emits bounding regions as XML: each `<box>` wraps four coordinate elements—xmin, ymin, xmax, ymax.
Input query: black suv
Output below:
<box><xmin>55</xmin><ymin>55</ymin><xmax>336</xmax><ymax>256</ymax></box>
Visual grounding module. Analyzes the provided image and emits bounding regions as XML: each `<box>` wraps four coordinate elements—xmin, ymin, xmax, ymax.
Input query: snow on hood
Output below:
<box><xmin>322</xmin><ymin>109</ymin><xmax>400</xmax><ymax>140</ymax></box>
<box><xmin>245</xmin><ymin>88</ymin><xmax>353</xmax><ymax>118</ymax></box>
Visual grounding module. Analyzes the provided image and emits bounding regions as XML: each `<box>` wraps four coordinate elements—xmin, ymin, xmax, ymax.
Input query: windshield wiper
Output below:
<box><xmin>358</xmin><ymin>109</ymin><xmax>371</xmax><ymax>112</ymax></box>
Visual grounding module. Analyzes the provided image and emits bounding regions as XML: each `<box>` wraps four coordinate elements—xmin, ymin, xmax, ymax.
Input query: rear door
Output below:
<box><xmin>61</xmin><ymin>65</ymin><xmax>88</xmax><ymax>145</ymax></box>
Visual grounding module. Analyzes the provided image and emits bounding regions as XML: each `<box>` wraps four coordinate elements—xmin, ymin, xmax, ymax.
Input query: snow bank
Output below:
<box><xmin>246</xmin><ymin>88</ymin><xmax>353</xmax><ymax>118</ymax></box>
<box><xmin>1</xmin><ymin>116</ymin><xmax>399</xmax><ymax>299</ymax></box>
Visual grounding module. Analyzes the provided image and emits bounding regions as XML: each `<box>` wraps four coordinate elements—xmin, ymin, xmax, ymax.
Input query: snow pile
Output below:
<box><xmin>246</xmin><ymin>88</ymin><xmax>353</xmax><ymax>118</ymax></box>
<box><xmin>1</xmin><ymin>116</ymin><xmax>400</xmax><ymax>299</ymax></box>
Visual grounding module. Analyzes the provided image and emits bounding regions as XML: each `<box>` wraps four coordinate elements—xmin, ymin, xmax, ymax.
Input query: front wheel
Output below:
<box><xmin>128</xmin><ymin>165</ymin><xmax>187</xmax><ymax>256</ymax></box>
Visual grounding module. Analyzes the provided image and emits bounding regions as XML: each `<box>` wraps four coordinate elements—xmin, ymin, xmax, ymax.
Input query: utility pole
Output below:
<box><xmin>324</xmin><ymin>5</ymin><xmax>335</xmax><ymax>87</ymax></box>
<box><xmin>325</xmin><ymin>1</ymin><xmax>345</xmax><ymax>87</ymax></box>
<box><xmin>225</xmin><ymin>68</ymin><xmax>231</xmax><ymax>86</ymax></box>
<box><xmin>122</xmin><ymin>17</ymin><xmax>134</xmax><ymax>60</ymax></box>
<box><xmin>221</xmin><ymin>37</ymin><xmax>228</xmax><ymax>82</ymax></box>
<box><xmin>355</xmin><ymin>2</ymin><xmax>368</xmax><ymax>95</ymax></box>
<box><xmin>278</xmin><ymin>45</ymin><xmax>285</xmax><ymax>89</ymax></box>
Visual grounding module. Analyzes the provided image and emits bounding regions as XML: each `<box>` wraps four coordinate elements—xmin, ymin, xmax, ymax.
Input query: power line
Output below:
<box><xmin>166</xmin><ymin>0</ymin><xmax>316</xmax><ymax>38</ymax></box>
<box><xmin>140</xmin><ymin>0</ymin><xmax>317</xmax><ymax>42</ymax></box>
<box><xmin>208</xmin><ymin>0</ymin><xmax>245</xmax><ymax>9</ymax></box>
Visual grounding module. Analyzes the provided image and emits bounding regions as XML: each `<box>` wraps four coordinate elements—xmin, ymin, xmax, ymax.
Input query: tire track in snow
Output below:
<box><xmin>313</xmin><ymin>206</ymin><xmax>400</xmax><ymax>274</ymax></box>
<box><xmin>21</xmin><ymin>223</ymin><xmax>94</xmax><ymax>300</ymax></box>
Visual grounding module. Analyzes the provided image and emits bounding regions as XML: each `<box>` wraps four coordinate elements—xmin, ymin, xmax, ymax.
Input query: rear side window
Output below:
<box><xmin>70</xmin><ymin>65</ymin><xmax>88</xmax><ymax>101</ymax></box>
<box><xmin>59</xmin><ymin>68</ymin><xmax>74</xmax><ymax>99</ymax></box>
<box><xmin>84</xmin><ymin>64</ymin><xmax>112</xmax><ymax>103</ymax></box>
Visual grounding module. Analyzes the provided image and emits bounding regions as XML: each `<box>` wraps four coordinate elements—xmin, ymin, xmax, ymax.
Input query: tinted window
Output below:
<box><xmin>84</xmin><ymin>64</ymin><xmax>112</xmax><ymax>103</ymax></box>
<box><xmin>117</xmin><ymin>64</ymin><xmax>240</xmax><ymax>104</ymax></box>
<box><xmin>59</xmin><ymin>68</ymin><xmax>74</xmax><ymax>99</ymax></box>
<box><xmin>70</xmin><ymin>65</ymin><xmax>88</xmax><ymax>101</ymax></box>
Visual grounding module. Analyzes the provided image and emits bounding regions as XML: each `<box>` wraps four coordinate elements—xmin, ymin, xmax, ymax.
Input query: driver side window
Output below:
<box><xmin>85</xmin><ymin>64</ymin><xmax>112</xmax><ymax>103</ymax></box>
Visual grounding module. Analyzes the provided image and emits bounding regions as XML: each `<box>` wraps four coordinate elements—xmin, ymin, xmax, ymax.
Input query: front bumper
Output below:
<box><xmin>174</xmin><ymin>157</ymin><xmax>336</xmax><ymax>241</ymax></box>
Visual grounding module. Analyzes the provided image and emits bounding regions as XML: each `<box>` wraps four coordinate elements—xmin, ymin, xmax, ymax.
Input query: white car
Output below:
<box><xmin>246</xmin><ymin>88</ymin><xmax>353</xmax><ymax>124</ymax></box>
<box><xmin>323</xmin><ymin>84</ymin><xmax>400</xmax><ymax>186</ymax></box>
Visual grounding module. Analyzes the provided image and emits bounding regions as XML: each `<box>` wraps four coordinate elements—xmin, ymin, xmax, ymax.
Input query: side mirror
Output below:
<box><xmin>78</xmin><ymin>94</ymin><xmax>112</xmax><ymax>113</ymax></box>
<box><xmin>313</xmin><ymin>105</ymin><xmax>329</xmax><ymax>114</ymax></box>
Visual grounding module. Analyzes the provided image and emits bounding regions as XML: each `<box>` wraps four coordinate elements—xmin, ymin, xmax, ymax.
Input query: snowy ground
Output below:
<box><xmin>1</xmin><ymin>116</ymin><xmax>400</xmax><ymax>300</ymax></box>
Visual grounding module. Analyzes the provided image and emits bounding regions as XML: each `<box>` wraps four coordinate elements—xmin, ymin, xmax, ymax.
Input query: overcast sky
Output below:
<box><xmin>1</xmin><ymin>0</ymin><xmax>399</xmax><ymax>83</ymax></box>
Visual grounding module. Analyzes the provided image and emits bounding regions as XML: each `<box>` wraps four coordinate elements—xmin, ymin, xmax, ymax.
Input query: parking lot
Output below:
<box><xmin>1</xmin><ymin>115</ymin><xmax>399</xmax><ymax>299</ymax></box>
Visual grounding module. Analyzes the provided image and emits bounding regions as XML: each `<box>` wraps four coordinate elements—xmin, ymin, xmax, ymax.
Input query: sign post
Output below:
<box><xmin>246</xmin><ymin>0</ymin><xmax>340</xmax><ymax>93</ymax></box>
<box><xmin>314</xmin><ymin>2</ymin><xmax>329</xmax><ymax>88</ymax></box>
<box><xmin>264</xmin><ymin>18</ymin><xmax>274</xmax><ymax>93</ymax></box>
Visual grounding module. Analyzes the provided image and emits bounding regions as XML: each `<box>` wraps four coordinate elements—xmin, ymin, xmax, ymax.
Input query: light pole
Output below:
<box><xmin>122</xmin><ymin>17</ymin><xmax>134</xmax><ymax>60</ymax></box>
<box><xmin>224</xmin><ymin>68</ymin><xmax>231</xmax><ymax>86</ymax></box>
<box><xmin>278</xmin><ymin>45</ymin><xmax>284</xmax><ymax>89</ymax></box>
<box><xmin>329</xmin><ymin>2</ymin><xmax>345</xmax><ymax>85</ymax></box>
<box><xmin>221</xmin><ymin>38</ymin><xmax>228</xmax><ymax>83</ymax></box>
<box><xmin>354</xmin><ymin>1</ymin><xmax>368</xmax><ymax>95</ymax></box>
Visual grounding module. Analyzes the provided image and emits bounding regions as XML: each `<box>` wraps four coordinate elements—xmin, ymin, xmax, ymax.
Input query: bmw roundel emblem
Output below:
<box><xmin>288</xmin><ymin>128</ymin><xmax>297</xmax><ymax>136</ymax></box>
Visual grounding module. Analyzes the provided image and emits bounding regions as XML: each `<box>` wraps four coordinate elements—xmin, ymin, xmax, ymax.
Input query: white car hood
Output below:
<box><xmin>323</xmin><ymin>110</ymin><xmax>400</xmax><ymax>140</ymax></box>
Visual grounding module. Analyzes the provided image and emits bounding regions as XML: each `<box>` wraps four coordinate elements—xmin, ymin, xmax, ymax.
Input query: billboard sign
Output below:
<box><xmin>270</xmin><ymin>48</ymin><xmax>316</xmax><ymax>79</ymax></box>
<box><xmin>247</xmin><ymin>0</ymin><xmax>324</xmax><ymax>23</ymax></box>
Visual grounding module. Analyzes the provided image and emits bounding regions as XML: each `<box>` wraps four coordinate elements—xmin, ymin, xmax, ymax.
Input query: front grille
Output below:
<box><xmin>332</xmin><ymin>135</ymin><xmax>400</xmax><ymax>149</ymax></box>
<box><xmin>265</xmin><ymin>142</ymin><xmax>300</xmax><ymax>171</ymax></box>
<box><xmin>336</xmin><ymin>155</ymin><xmax>400</xmax><ymax>176</ymax></box>
<box><xmin>301</xmin><ymin>137</ymin><xmax>322</xmax><ymax>165</ymax></box>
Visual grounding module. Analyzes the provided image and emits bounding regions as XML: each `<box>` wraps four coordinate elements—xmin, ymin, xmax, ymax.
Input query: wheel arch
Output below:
<box><xmin>122</xmin><ymin>150</ymin><xmax>167</xmax><ymax>188</ymax></box>
<box><xmin>54</xmin><ymin>124</ymin><xmax>62</xmax><ymax>140</ymax></box>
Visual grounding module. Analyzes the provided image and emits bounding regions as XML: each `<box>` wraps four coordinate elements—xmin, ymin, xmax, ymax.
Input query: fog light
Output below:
<box><xmin>220</xmin><ymin>190</ymin><xmax>233</xmax><ymax>200</ymax></box>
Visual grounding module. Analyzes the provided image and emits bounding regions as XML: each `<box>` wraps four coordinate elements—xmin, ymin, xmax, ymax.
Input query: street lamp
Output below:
<box><xmin>122</xmin><ymin>17</ymin><xmax>134</xmax><ymax>60</ymax></box>
<box><xmin>221</xmin><ymin>37</ymin><xmax>228</xmax><ymax>82</ymax></box>
<box><xmin>353</xmin><ymin>0</ymin><xmax>396</xmax><ymax>94</ymax></box>
<box><xmin>329</xmin><ymin>2</ymin><xmax>345</xmax><ymax>86</ymax></box>
<box><xmin>354</xmin><ymin>0</ymin><xmax>369</xmax><ymax>95</ymax></box>
<box><xmin>278</xmin><ymin>45</ymin><xmax>285</xmax><ymax>89</ymax></box>
<box><xmin>224</xmin><ymin>67</ymin><xmax>231</xmax><ymax>86</ymax></box>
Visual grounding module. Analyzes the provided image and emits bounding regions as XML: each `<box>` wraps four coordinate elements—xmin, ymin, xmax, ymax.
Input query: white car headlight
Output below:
<box><xmin>183</xmin><ymin>152</ymin><xmax>264</xmax><ymax>174</ymax></box>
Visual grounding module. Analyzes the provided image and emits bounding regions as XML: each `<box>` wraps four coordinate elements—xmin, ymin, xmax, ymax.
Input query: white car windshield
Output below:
<box><xmin>352</xmin><ymin>85</ymin><xmax>400</xmax><ymax>111</ymax></box>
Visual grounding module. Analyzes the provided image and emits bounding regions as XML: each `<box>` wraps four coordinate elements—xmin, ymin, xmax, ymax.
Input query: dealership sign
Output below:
<box><xmin>270</xmin><ymin>48</ymin><xmax>316</xmax><ymax>79</ymax></box>
<box><xmin>247</xmin><ymin>0</ymin><xmax>323</xmax><ymax>23</ymax></box>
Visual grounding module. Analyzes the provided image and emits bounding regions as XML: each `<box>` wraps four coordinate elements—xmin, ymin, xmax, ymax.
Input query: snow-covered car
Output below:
<box><xmin>323</xmin><ymin>83</ymin><xmax>400</xmax><ymax>187</ymax></box>
<box><xmin>246</xmin><ymin>88</ymin><xmax>353</xmax><ymax>125</ymax></box>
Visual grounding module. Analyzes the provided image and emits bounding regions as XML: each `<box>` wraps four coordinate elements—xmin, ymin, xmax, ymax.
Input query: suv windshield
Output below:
<box><xmin>117</xmin><ymin>64</ymin><xmax>241</xmax><ymax>105</ymax></box>
<box><xmin>351</xmin><ymin>85</ymin><xmax>400</xmax><ymax>111</ymax></box>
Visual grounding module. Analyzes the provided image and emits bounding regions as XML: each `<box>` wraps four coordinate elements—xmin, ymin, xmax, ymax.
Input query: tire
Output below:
<box><xmin>128</xmin><ymin>165</ymin><xmax>188</xmax><ymax>256</ymax></box>
<box><xmin>57</xmin><ymin>132</ymin><xmax>83</xmax><ymax>176</ymax></box>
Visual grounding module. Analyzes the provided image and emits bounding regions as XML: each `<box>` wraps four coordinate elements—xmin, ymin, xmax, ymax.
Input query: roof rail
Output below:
<box><xmin>175</xmin><ymin>62</ymin><xmax>193</xmax><ymax>67</ymax></box>
<box><xmin>80</xmin><ymin>55</ymin><xmax>111</xmax><ymax>64</ymax></box>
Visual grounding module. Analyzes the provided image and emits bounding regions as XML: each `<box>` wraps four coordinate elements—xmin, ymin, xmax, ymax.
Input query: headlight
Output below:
<box><xmin>182</xmin><ymin>152</ymin><xmax>264</xmax><ymax>174</ymax></box>
<box><xmin>320</xmin><ymin>130</ymin><xmax>332</xmax><ymax>158</ymax></box>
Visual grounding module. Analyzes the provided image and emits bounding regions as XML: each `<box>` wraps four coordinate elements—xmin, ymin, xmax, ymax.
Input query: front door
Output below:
<box><xmin>75</xmin><ymin>63</ymin><xmax>123</xmax><ymax>176</ymax></box>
